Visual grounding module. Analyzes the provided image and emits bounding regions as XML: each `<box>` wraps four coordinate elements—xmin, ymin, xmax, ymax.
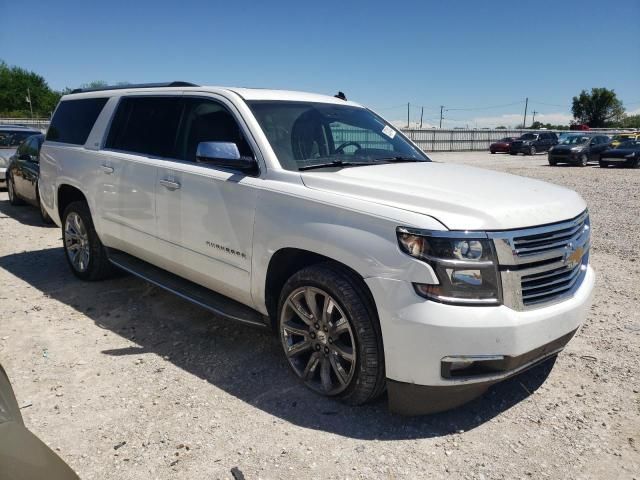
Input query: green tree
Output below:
<box><xmin>621</xmin><ymin>114</ymin><xmax>640</xmax><ymax>129</ymax></box>
<box><xmin>571</xmin><ymin>88</ymin><xmax>625</xmax><ymax>127</ymax></box>
<box><xmin>0</xmin><ymin>60</ymin><xmax>61</xmax><ymax>117</ymax></box>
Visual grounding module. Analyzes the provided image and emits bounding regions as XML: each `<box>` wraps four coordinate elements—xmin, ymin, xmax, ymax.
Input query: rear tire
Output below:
<box><xmin>62</xmin><ymin>201</ymin><xmax>114</xmax><ymax>281</ymax></box>
<box><xmin>7</xmin><ymin>175</ymin><xmax>25</xmax><ymax>206</ymax></box>
<box><xmin>509</xmin><ymin>152</ymin><xmax>517</xmax><ymax>156</ymax></box>
<box><xmin>548</xmin><ymin>159</ymin><xmax>557</xmax><ymax>166</ymax></box>
<box><xmin>490</xmin><ymin>150</ymin><xmax>496</xmax><ymax>154</ymax></box>
<box><xmin>579</xmin><ymin>154</ymin><xmax>588</xmax><ymax>167</ymax></box>
<box><xmin>529</xmin><ymin>146</ymin><xmax>536</xmax><ymax>155</ymax></box>
<box><xmin>277</xmin><ymin>263</ymin><xmax>385</xmax><ymax>406</ymax></box>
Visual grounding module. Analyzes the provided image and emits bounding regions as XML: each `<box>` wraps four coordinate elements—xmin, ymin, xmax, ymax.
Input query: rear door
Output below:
<box><xmin>100</xmin><ymin>95</ymin><xmax>184</xmax><ymax>262</ymax></box>
<box><xmin>154</xmin><ymin>95</ymin><xmax>261</xmax><ymax>307</ymax></box>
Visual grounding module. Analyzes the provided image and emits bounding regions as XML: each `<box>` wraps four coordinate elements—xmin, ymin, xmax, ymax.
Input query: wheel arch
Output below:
<box><xmin>57</xmin><ymin>184</ymin><xmax>89</xmax><ymax>221</ymax></box>
<box><xmin>263</xmin><ymin>247</ymin><xmax>379</xmax><ymax>329</ymax></box>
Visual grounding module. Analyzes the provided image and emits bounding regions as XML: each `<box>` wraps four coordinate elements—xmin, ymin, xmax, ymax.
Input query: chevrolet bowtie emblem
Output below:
<box><xmin>564</xmin><ymin>245</ymin><xmax>584</xmax><ymax>268</ymax></box>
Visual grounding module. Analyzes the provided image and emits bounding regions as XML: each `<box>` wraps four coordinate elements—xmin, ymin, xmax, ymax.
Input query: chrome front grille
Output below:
<box><xmin>520</xmin><ymin>262</ymin><xmax>584</xmax><ymax>306</ymax></box>
<box><xmin>489</xmin><ymin>211</ymin><xmax>590</xmax><ymax>310</ymax></box>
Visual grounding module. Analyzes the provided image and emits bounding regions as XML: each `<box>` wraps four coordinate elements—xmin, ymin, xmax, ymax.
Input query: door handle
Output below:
<box><xmin>101</xmin><ymin>164</ymin><xmax>114</xmax><ymax>174</ymax></box>
<box><xmin>159</xmin><ymin>179</ymin><xmax>181</xmax><ymax>190</ymax></box>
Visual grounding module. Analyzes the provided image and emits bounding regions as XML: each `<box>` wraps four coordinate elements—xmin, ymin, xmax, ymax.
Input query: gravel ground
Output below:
<box><xmin>0</xmin><ymin>151</ymin><xmax>638</xmax><ymax>479</ymax></box>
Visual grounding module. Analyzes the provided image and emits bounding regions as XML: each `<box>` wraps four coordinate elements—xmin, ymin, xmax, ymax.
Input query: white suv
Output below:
<box><xmin>39</xmin><ymin>83</ymin><xmax>595</xmax><ymax>414</ymax></box>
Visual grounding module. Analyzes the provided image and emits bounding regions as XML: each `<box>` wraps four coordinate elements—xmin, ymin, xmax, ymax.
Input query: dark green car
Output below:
<box><xmin>0</xmin><ymin>364</ymin><xmax>78</xmax><ymax>479</ymax></box>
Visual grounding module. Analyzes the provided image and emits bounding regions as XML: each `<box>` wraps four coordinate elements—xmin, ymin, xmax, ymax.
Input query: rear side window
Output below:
<box><xmin>46</xmin><ymin>98</ymin><xmax>108</xmax><ymax>145</ymax></box>
<box><xmin>106</xmin><ymin>97</ymin><xmax>183</xmax><ymax>158</ymax></box>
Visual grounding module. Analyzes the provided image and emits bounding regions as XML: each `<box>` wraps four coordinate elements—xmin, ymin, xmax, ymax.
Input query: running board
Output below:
<box><xmin>107</xmin><ymin>249</ymin><xmax>269</xmax><ymax>329</ymax></box>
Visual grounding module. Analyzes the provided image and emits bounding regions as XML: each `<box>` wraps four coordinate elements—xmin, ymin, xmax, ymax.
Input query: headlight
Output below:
<box><xmin>571</xmin><ymin>147</ymin><xmax>583</xmax><ymax>152</ymax></box>
<box><xmin>625</xmin><ymin>153</ymin><xmax>637</xmax><ymax>158</ymax></box>
<box><xmin>0</xmin><ymin>157</ymin><xmax>7</xmax><ymax>168</ymax></box>
<box><xmin>397</xmin><ymin>228</ymin><xmax>501</xmax><ymax>305</ymax></box>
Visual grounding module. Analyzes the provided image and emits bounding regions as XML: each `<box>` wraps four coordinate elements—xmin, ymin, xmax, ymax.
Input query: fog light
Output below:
<box><xmin>441</xmin><ymin>355</ymin><xmax>505</xmax><ymax>378</ymax></box>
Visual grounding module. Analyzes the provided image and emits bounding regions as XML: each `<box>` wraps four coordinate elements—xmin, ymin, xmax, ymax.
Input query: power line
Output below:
<box><xmin>445</xmin><ymin>100</ymin><xmax>524</xmax><ymax>111</ymax></box>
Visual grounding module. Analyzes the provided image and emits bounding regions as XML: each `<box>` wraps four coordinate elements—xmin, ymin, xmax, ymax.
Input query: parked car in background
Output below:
<box><xmin>548</xmin><ymin>134</ymin><xmax>611</xmax><ymax>167</ymax></box>
<box><xmin>609</xmin><ymin>133</ymin><xmax>640</xmax><ymax>149</ymax></box>
<box><xmin>599</xmin><ymin>140</ymin><xmax>640</xmax><ymax>168</ymax></box>
<box><xmin>510</xmin><ymin>132</ymin><xmax>558</xmax><ymax>155</ymax></box>
<box><xmin>0</xmin><ymin>363</ymin><xmax>79</xmax><ymax>479</ymax></box>
<box><xmin>0</xmin><ymin>125</ymin><xmax>43</xmax><ymax>189</ymax></box>
<box><xmin>489</xmin><ymin>137</ymin><xmax>517</xmax><ymax>154</ymax></box>
<box><xmin>6</xmin><ymin>133</ymin><xmax>52</xmax><ymax>222</ymax></box>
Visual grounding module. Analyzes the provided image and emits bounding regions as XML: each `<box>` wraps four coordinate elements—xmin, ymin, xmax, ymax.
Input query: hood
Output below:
<box><xmin>0</xmin><ymin>148</ymin><xmax>16</xmax><ymax>161</ymax></box>
<box><xmin>301</xmin><ymin>162</ymin><xmax>586</xmax><ymax>231</ymax></box>
<box><xmin>553</xmin><ymin>144</ymin><xmax>585</xmax><ymax>151</ymax></box>
<box><xmin>604</xmin><ymin>148</ymin><xmax>638</xmax><ymax>157</ymax></box>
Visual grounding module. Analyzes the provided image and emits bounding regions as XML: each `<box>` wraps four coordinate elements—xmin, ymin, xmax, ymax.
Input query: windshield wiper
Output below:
<box><xmin>299</xmin><ymin>160</ymin><xmax>374</xmax><ymax>171</ymax></box>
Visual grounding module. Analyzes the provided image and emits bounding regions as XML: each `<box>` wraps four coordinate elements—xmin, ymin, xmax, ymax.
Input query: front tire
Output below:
<box><xmin>529</xmin><ymin>146</ymin><xmax>536</xmax><ymax>155</ymax></box>
<box><xmin>579</xmin><ymin>154</ymin><xmax>588</xmax><ymax>167</ymax></box>
<box><xmin>277</xmin><ymin>263</ymin><xmax>385</xmax><ymax>405</ymax></box>
<box><xmin>62</xmin><ymin>201</ymin><xmax>114</xmax><ymax>281</ymax></box>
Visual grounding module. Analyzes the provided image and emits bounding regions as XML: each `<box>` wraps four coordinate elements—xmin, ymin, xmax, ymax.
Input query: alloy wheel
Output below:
<box><xmin>64</xmin><ymin>212</ymin><xmax>90</xmax><ymax>272</ymax></box>
<box><xmin>280</xmin><ymin>286</ymin><xmax>357</xmax><ymax>395</ymax></box>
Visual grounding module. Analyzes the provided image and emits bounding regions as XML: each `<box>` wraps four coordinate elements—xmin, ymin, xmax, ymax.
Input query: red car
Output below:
<box><xmin>490</xmin><ymin>137</ymin><xmax>518</xmax><ymax>154</ymax></box>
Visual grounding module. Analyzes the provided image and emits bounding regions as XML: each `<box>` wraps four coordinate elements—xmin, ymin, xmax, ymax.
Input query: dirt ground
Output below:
<box><xmin>0</xmin><ymin>151</ymin><xmax>638</xmax><ymax>480</ymax></box>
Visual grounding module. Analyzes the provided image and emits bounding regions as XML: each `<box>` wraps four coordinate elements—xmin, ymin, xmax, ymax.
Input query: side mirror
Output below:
<box><xmin>195</xmin><ymin>142</ymin><xmax>256</xmax><ymax>171</ymax></box>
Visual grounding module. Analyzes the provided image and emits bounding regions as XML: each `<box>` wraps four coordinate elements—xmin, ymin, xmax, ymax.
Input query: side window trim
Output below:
<box><xmin>181</xmin><ymin>94</ymin><xmax>264</xmax><ymax>175</ymax></box>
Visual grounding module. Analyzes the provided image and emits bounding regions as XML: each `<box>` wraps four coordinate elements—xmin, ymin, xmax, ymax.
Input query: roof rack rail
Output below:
<box><xmin>69</xmin><ymin>81</ymin><xmax>199</xmax><ymax>94</ymax></box>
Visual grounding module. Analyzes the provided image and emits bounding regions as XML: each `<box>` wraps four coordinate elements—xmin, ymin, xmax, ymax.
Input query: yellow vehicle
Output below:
<box><xmin>610</xmin><ymin>133</ymin><xmax>640</xmax><ymax>148</ymax></box>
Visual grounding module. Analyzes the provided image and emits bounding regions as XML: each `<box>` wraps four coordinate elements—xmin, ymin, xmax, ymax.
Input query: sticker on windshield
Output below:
<box><xmin>381</xmin><ymin>125</ymin><xmax>396</xmax><ymax>139</ymax></box>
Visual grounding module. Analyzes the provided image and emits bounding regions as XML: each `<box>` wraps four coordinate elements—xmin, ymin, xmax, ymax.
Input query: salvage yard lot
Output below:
<box><xmin>0</xmin><ymin>152</ymin><xmax>638</xmax><ymax>479</ymax></box>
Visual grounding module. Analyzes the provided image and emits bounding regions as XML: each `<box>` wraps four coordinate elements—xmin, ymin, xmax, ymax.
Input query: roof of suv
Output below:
<box><xmin>63</xmin><ymin>83</ymin><xmax>362</xmax><ymax>107</ymax></box>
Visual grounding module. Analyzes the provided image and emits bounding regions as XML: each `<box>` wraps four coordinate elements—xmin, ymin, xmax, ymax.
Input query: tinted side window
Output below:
<box><xmin>177</xmin><ymin>98</ymin><xmax>253</xmax><ymax>162</ymax></box>
<box><xmin>106</xmin><ymin>97</ymin><xmax>183</xmax><ymax>158</ymax></box>
<box><xmin>46</xmin><ymin>98</ymin><xmax>108</xmax><ymax>145</ymax></box>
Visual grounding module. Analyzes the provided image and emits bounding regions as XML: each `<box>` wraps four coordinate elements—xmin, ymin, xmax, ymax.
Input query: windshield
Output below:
<box><xmin>519</xmin><ymin>133</ymin><xmax>538</xmax><ymax>140</ymax></box>
<box><xmin>248</xmin><ymin>101</ymin><xmax>428</xmax><ymax>171</ymax></box>
<box><xmin>500</xmin><ymin>137</ymin><xmax>514</xmax><ymax>142</ymax></box>
<box><xmin>0</xmin><ymin>130</ymin><xmax>41</xmax><ymax>148</ymax></box>
<box><xmin>560</xmin><ymin>135</ymin><xmax>590</xmax><ymax>145</ymax></box>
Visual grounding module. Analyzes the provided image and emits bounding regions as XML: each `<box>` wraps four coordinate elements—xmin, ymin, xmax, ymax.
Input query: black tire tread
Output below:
<box><xmin>278</xmin><ymin>262</ymin><xmax>386</xmax><ymax>405</ymax></box>
<box><xmin>62</xmin><ymin>201</ymin><xmax>114</xmax><ymax>281</ymax></box>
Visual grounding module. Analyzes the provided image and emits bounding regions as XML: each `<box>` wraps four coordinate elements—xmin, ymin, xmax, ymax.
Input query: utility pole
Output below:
<box><xmin>439</xmin><ymin>105</ymin><xmax>444</xmax><ymax>129</ymax></box>
<box><xmin>406</xmin><ymin>103</ymin><xmax>410</xmax><ymax>128</ymax></box>
<box><xmin>26</xmin><ymin>87</ymin><xmax>34</xmax><ymax>119</ymax></box>
<box><xmin>522</xmin><ymin>97</ymin><xmax>528</xmax><ymax>129</ymax></box>
<box><xmin>420</xmin><ymin>106</ymin><xmax>424</xmax><ymax>129</ymax></box>
<box><xmin>532</xmin><ymin>110</ymin><xmax>538</xmax><ymax>126</ymax></box>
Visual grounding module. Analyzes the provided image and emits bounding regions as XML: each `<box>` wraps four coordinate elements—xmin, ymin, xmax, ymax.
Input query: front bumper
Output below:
<box><xmin>366</xmin><ymin>266</ymin><xmax>595</xmax><ymax>414</ymax></box>
<box><xmin>0</xmin><ymin>167</ymin><xmax>6</xmax><ymax>187</ymax></box>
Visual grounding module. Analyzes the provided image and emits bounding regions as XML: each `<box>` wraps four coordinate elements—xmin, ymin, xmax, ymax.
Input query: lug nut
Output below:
<box><xmin>323</xmin><ymin>326</ymin><xmax>328</xmax><ymax>332</ymax></box>
<box><xmin>328</xmin><ymin>338</ymin><xmax>333</xmax><ymax>344</ymax></box>
<box><xmin>314</xmin><ymin>323</ymin><xmax>320</xmax><ymax>330</ymax></box>
<box><xmin>324</xmin><ymin>346</ymin><xmax>329</xmax><ymax>354</ymax></box>
<box><xmin>315</xmin><ymin>344</ymin><xmax>321</xmax><ymax>351</ymax></box>
<box><xmin>310</xmin><ymin>332</ymin><xmax>316</xmax><ymax>339</ymax></box>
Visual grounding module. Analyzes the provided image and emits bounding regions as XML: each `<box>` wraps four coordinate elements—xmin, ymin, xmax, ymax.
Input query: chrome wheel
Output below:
<box><xmin>64</xmin><ymin>212</ymin><xmax>90</xmax><ymax>272</ymax></box>
<box><xmin>280</xmin><ymin>286</ymin><xmax>357</xmax><ymax>395</ymax></box>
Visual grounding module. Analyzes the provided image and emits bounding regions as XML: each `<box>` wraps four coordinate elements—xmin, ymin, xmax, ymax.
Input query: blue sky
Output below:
<box><xmin>2</xmin><ymin>0</ymin><xmax>638</xmax><ymax>127</ymax></box>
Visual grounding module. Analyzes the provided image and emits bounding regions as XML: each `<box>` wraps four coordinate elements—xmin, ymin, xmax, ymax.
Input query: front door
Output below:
<box><xmin>154</xmin><ymin>96</ymin><xmax>260</xmax><ymax>307</ymax></box>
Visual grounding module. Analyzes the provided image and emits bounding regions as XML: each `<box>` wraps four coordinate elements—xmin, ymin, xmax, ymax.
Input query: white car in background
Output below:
<box><xmin>38</xmin><ymin>83</ymin><xmax>595</xmax><ymax>414</ymax></box>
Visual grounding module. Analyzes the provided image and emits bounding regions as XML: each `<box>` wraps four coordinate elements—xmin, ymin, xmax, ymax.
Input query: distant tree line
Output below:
<box><xmin>0</xmin><ymin>61</ymin><xmax>127</xmax><ymax>118</ymax></box>
<box><xmin>1</xmin><ymin>61</ymin><xmax>638</xmax><ymax>129</ymax></box>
